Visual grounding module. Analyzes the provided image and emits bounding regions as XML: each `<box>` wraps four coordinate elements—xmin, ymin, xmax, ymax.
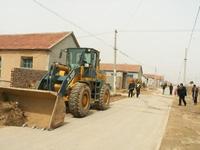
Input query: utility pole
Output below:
<box><xmin>154</xmin><ymin>66</ymin><xmax>157</xmax><ymax>88</ymax></box>
<box><xmin>113</xmin><ymin>30</ymin><xmax>117</xmax><ymax>94</ymax></box>
<box><xmin>183</xmin><ymin>6</ymin><xmax>200</xmax><ymax>85</ymax></box>
<box><xmin>183</xmin><ymin>48</ymin><xmax>188</xmax><ymax>85</ymax></box>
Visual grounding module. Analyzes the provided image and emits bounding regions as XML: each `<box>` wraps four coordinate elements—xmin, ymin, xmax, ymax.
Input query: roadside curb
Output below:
<box><xmin>155</xmin><ymin>97</ymin><xmax>173</xmax><ymax>150</ymax></box>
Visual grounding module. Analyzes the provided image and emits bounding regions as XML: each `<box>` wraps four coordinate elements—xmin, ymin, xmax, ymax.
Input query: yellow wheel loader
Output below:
<box><xmin>0</xmin><ymin>48</ymin><xmax>110</xmax><ymax>129</ymax></box>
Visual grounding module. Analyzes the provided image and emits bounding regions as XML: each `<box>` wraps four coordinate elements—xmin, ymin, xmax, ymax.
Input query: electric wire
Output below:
<box><xmin>124</xmin><ymin>0</ymin><xmax>144</xmax><ymax>27</ymax></box>
<box><xmin>33</xmin><ymin>0</ymin><xmax>155</xmax><ymax>70</ymax></box>
<box><xmin>186</xmin><ymin>6</ymin><xmax>200</xmax><ymax>51</ymax></box>
<box><xmin>119</xmin><ymin>29</ymin><xmax>200</xmax><ymax>33</ymax></box>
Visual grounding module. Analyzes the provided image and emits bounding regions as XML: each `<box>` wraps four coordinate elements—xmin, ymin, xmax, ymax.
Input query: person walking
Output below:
<box><xmin>162</xmin><ymin>82</ymin><xmax>167</xmax><ymax>95</ymax></box>
<box><xmin>169</xmin><ymin>83</ymin><xmax>173</xmax><ymax>95</ymax></box>
<box><xmin>192</xmin><ymin>84</ymin><xmax>199</xmax><ymax>105</ymax></box>
<box><xmin>177</xmin><ymin>83</ymin><xmax>187</xmax><ymax>106</ymax></box>
<box><xmin>136</xmin><ymin>83</ymin><xmax>141</xmax><ymax>98</ymax></box>
<box><xmin>128</xmin><ymin>80</ymin><xmax>135</xmax><ymax>98</ymax></box>
<box><xmin>174</xmin><ymin>85</ymin><xmax>180</xmax><ymax>96</ymax></box>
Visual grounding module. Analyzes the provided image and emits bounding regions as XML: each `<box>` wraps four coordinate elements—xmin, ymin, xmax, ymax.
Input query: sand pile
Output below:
<box><xmin>0</xmin><ymin>101</ymin><xmax>26</xmax><ymax>126</ymax></box>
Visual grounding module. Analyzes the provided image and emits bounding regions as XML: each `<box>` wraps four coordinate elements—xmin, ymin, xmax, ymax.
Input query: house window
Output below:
<box><xmin>21</xmin><ymin>57</ymin><xmax>33</xmax><ymax>68</ymax></box>
<box><xmin>0</xmin><ymin>57</ymin><xmax>1</xmax><ymax>77</ymax></box>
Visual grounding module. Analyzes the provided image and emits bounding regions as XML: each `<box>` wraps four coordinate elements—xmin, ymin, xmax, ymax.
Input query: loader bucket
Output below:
<box><xmin>0</xmin><ymin>86</ymin><xmax>65</xmax><ymax>129</ymax></box>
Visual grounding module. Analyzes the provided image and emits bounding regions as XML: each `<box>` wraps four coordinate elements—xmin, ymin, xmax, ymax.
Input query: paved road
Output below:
<box><xmin>0</xmin><ymin>94</ymin><xmax>172</xmax><ymax>150</ymax></box>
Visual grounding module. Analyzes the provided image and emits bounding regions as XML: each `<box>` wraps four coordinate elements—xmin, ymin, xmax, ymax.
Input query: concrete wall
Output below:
<box><xmin>49</xmin><ymin>35</ymin><xmax>78</xmax><ymax>67</ymax></box>
<box><xmin>0</xmin><ymin>50</ymin><xmax>49</xmax><ymax>86</ymax></box>
<box><xmin>101</xmin><ymin>66</ymin><xmax>143</xmax><ymax>90</ymax></box>
<box><xmin>103</xmin><ymin>70</ymin><xmax>145</xmax><ymax>90</ymax></box>
<box><xmin>147</xmin><ymin>78</ymin><xmax>163</xmax><ymax>88</ymax></box>
<box><xmin>104</xmin><ymin>71</ymin><xmax>123</xmax><ymax>89</ymax></box>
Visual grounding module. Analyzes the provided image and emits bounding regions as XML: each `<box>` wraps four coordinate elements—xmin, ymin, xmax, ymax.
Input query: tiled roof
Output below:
<box><xmin>0</xmin><ymin>32</ymin><xmax>74</xmax><ymax>50</ymax></box>
<box><xmin>100</xmin><ymin>63</ymin><xmax>142</xmax><ymax>73</ymax></box>
<box><xmin>144</xmin><ymin>73</ymin><xmax>164</xmax><ymax>80</ymax></box>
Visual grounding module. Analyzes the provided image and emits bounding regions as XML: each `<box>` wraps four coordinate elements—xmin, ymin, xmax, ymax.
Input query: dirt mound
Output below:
<box><xmin>0</xmin><ymin>101</ymin><xmax>26</xmax><ymax>126</ymax></box>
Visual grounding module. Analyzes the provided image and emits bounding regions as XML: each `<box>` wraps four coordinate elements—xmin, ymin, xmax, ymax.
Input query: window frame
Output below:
<box><xmin>21</xmin><ymin>56</ymin><xmax>33</xmax><ymax>69</ymax></box>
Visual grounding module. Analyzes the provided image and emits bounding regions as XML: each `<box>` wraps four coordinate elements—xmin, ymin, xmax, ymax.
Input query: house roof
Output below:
<box><xmin>0</xmin><ymin>32</ymin><xmax>79</xmax><ymax>50</ymax></box>
<box><xmin>100</xmin><ymin>63</ymin><xmax>142</xmax><ymax>73</ymax></box>
<box><xmin>144</xmin><ymin>73</ymin><xmax>164</xmax><ymax>80</ymax></box>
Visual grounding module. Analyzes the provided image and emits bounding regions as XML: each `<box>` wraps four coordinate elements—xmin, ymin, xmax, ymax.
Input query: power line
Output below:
<box><xmin>183</xmin><ymin>6</ymin><xmax>200</xmax><ymax>84</ymax></box>
<box><xmin>78</xmin><ymin>32</ymin><xmax>113</xmax><ymax>39</ymax></box>
<box><xmin>33</xmin><ymin>0</ymin><xmax>155</xmax><ymax>70</ymax></box>
<box><xmin>124</xmin><ymin>0</ymin><xmax>144</xmax><ymax>27</ymax></box>
<box><xmin>186</xmin><ymin>6</ymin><xmax>200</xmax><ymax>51</ymax></box>
<box><xmin>119</xmin><ymin>29</ymin><xmax>200</xmax><ymax>33</ymax></box>
<box><xmin>77</xmin><ymin>29</ymin><xmax>200</xmax><ymax>39</ymax></box>
<box><xmin>32</xmin><ymin>0</ymin><xmax>113</xmax><ymax>48</ymax></box>
<box><xmin>117</xmin><ymin>50</ymin><xmax>154</xmax><ymax>69</ymax></box>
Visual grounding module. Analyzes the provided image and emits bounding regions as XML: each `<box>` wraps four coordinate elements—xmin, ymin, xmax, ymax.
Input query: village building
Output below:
<box><xmin>100</xmin><ymin>63</ymin><xmax>143</xmax><ymax>89</ymax></box>
<box><xmin>144</xmin><ymin>73</ymin><xmax>164</xmax><ymax>88</ymax></box>
<box><xmin>0</xmin><ymin>32</ymin><xmax>79</xmax><ymax>87</ymax></box>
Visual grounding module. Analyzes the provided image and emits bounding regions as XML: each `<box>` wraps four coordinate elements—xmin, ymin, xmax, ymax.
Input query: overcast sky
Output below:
<box><xmin>0</xmin><ymin>0</ymin><xmax>200</xmax><ymax>84</ymax></box>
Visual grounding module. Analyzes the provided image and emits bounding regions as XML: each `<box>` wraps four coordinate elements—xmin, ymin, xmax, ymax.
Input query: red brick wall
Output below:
<box><xmin>11</xmin><ymin>68</ymin><xmax>47</xmax><ymax>88</ymax></box>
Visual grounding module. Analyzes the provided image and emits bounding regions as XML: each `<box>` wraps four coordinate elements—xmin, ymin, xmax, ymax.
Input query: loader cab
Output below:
<box><xmin>67</xmin><ymin>48</ymin><xmax>100</xmax><ymax>72</ymax></box>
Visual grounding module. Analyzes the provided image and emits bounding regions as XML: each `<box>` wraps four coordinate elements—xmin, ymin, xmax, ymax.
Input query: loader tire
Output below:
<box><xmin>68</xmin><ymin>83</ymin><xmax>91</xmax><ymax>117</ymax></box>
<box><xmin>97</xmin><ymin>84</ymin><xmax>110</xmax><ymax>110</ymax></box>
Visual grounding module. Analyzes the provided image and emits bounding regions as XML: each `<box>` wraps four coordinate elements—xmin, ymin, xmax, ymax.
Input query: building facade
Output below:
<box><xmin>0</xmin><ymin>32</ymin><xmax>79</xmax><ymax>87</ymax></box>
<box><xmin>144</xmin><ymin>74</ymin><xmax>164</xmax><ymax>88</ymax></box>
<box><xmin>100</xmin><ymin>63</ymin><xmax>143</xmax><ymax>89</ymax></box>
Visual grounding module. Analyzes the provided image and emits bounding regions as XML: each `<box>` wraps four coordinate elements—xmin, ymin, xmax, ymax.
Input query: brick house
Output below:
<box><xmin>0</xmin><ymin>32</ymin><xmax>79</xmax><ymax>87</ymax></box>
<box><xmin>100</xmin><ymin>63</ymin><xmax>143</xmax><ymax>89</ymax></box>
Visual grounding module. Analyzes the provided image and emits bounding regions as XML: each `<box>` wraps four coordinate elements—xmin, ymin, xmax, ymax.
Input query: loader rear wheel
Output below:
<box><xmin>68</xmin><ymin>83</ymin><xmax>91</xmax><ymax>117</ymax></box>
<box><xmin>97</xmin><ymin>84</ymin><xmax>110</xmax><ymax>110</ymax></box>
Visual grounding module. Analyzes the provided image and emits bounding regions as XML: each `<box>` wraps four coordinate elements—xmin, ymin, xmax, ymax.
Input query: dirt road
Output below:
<box><xmin>0</xmin><ymin>94</ymin><xmax>172</xmax><ymax>150</ymax></box>
<box><xmin>160</xmin><ymin>96</ymin><xmax>200</xmax><ymax>150</ymax></box>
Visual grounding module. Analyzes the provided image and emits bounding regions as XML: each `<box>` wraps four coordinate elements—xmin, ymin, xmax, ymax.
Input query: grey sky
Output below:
<box><xmin>0</xmin><ymin>0</ymin><xmax>200</xmax><ymax>84</ymax></box>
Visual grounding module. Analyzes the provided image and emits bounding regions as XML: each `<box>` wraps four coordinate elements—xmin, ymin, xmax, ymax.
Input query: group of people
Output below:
<box><xmin>128</xmin><ymin>80</ymin><xmax>141</xmax><ymax>98</ymax></box>
<box><xmin>162</xmin><ymin>82</ymin><xmax>199</xmax><ymax>106</ymax></box>
<box><xmin>162</xmin><ymin>82</ymin><xmax>173</xmax><ymax>95</ymax></box>
<box><xmin>175</xmin><ymin>83</ymin><xmax>199</xmax><ymax>106</ymax></box>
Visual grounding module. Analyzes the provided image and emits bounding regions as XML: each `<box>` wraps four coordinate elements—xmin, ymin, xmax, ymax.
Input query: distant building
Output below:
<box><xmin>142</xmin><ymin>74</ymin><xmax>148</xmax><ymax>87</ymax></box>
<box><xmin>144</xmin><ymin>74</ymin><xmax>164</xmax><ymax>88</ymax></box>
<box><xmin>0</xmin><ymin>32</ymin><xmax>79</xmax><ymax>86</ymax></box>
<box><xmin>100</xmin><ymin>63</ymin><xmax>143</xmax><ymax>89</ymax></box>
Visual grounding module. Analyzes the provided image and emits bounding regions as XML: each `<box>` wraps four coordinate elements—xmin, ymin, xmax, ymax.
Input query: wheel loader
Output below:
<box><xmin>0</xmin><ymin>48</ymin><xmax>110</xmax><ymax>129</ymax></box>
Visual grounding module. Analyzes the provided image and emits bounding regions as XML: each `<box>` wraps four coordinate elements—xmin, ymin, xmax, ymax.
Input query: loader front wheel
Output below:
<box><xmin>97</xmin><ymin>84</ymin><xmax>110</xmax><ymax>110</ymax></box>
<box><xmin>68</xmin><ymin>83</ymin><xmax>91</xmax><ymax>117</ymax></box>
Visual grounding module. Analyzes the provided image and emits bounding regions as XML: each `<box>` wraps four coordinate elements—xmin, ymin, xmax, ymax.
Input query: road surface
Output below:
<box><xmin>0</xmin><ymin>94</ymin><xmax>172</xmax><ymax>150</ymax></box>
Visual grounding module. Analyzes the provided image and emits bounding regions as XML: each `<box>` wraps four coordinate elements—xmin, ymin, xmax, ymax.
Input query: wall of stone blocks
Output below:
<box><xmin>11</xmin><ymin>68</ymin><xmax>47</xmax><ymax>88</ymax></box>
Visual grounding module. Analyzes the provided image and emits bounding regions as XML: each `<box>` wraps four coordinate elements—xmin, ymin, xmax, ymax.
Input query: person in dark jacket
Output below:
<box><xmin>136</xmin><ymin>83</ymin><xmax>141</xmax><ymax>98</ymax></box>
<box><xmin>162</xmin><ymin>82</ymin><xmax>167</xmax><ymax>95</ymax></box>
<box><xmin>192</xmin><ymin>84</ymin><xmax>199</xmax><ymax>105</ymax></box>
<box><xmin>177</xmin><ymin>83</ymin><xmax>187</xmax><ymax>106</ymax></box>
<box><xmin>128</xmin><ymin>81</ymin><xmax>135</xmax><ymax>97</ymax></box>
<box><xmin>174</xmin><ymin>85</ymin><xmax>180</xmax><ymax>96</ymax></box>
<box><xmin>169</xmin><ymin>83</ymin><xmax>173</xmax><ymax>95</ymax></box>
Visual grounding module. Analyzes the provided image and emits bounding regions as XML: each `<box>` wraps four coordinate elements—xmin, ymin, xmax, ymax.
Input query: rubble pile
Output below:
<box><xmin>0</xmin><ymin>101</ymin><xmax>26</xmax><ymax>126</ymax></box>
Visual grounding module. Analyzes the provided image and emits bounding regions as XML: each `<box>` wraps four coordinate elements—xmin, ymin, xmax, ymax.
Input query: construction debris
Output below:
<box><xmin>0</xmin><ymin>101</ymin><xmax>26</xmax><ymax>126</ymax></box>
